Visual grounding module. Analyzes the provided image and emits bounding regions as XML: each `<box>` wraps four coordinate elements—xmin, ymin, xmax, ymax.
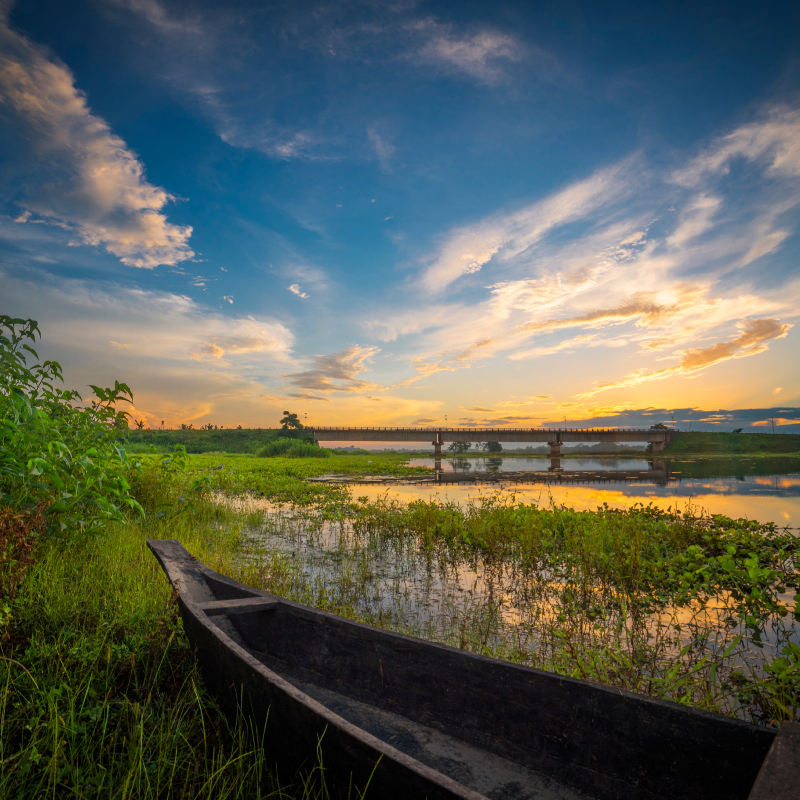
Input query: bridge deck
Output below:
<box><xmin>309</xmin><ymin>427</ymin><xmax>673</xmax><ymax>444</ymax></box>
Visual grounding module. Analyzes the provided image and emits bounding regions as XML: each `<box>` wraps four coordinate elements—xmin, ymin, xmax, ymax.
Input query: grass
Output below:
<box><xmin>663</xmin><ymin>431</ymin><xmax>800</xmax><ymax>456</ymax></box>
<box><xmin>0</xmin><ymin>459</ymin><xmax>369</xmax><ymax>799</ymax></box>
<box><xmin>256</xmin><ymin>440</ymin><xmax>331</xmax><ymax>458</ymax></box>
<box><xmin>226</xmin><ymin>489</ymin><xmax>799</xmax><ymax>724</ymax></box>
<box><xmin>199</xmin><ymin>451</ymin><xmax>799</xmax><ymax>724</ymax></box>
<box><xmin>2</xmin><ymin>449</ymin><xmax>798</xmax><ymax>796</ymax></box>
<box><xmin>190</xmin><ymin>452</ymin><xmax>429</xmax><ymax>507</ymax></box>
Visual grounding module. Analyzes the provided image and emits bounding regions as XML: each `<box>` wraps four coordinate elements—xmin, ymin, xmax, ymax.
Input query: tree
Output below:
<box><xmin>650</xmin><ymin>423</ymin><xmax>668</xmax><ymax>430</ymax></box>
<box><xmin>447</xmin><ymin>441</ymin><xmax>471</xmax><ymax>454</ymax></box>
<box><xmin>482</xmin><ymin>441</ymin><xmax>503</xmax><ymax>453</ymax></box>
<box><xmin>280</xmin><ymin>411</ymin><xmax>303</xmax><ymax>430</ymax></box>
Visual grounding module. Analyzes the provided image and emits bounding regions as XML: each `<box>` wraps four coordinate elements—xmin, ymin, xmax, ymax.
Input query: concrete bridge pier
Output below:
<box><xmin>548</xmin><ymin>440</ymin><xmax>562</xmax><ymax>457</ymax></box>
<box><xmin>432</xmin><ymin>432</ymin><xmax>443</xmax><ymax>458</ymax></box>
<box><xmin>651</xmin><ymin>440</ymin><xmax>666</xmax><ymax>453</ymax></box>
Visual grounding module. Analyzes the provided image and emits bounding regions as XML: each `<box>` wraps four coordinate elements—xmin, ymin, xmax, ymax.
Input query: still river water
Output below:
<box><xmin>337</xmin><ymin>455</ymin><xmax>800</xmax><ymax>529</ymax></box>
<box><xmin>220</xmin><ymin>454</ymin><xmax>800</xmax><ymax>721</ymax></box>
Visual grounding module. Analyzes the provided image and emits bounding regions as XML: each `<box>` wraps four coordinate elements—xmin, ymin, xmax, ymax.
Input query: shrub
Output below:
<box><xmin>256</xmin><ymin>439</ymin><xmax>330</xmax><ymax>458</ymax></box>
<box><xmin>0</xmin><ymin>316</ymin><xmax>142</xmax><ymax>542</ymax></box>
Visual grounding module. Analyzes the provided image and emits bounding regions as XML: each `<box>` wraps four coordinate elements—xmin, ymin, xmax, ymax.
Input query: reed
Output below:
<box><xmin>0</xmin><ymin>487</ymin><xmax>361</xmax><ymax>798</ymax></box>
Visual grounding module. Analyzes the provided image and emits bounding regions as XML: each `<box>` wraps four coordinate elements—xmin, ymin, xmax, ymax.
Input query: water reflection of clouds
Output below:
<box><xmin>353</xmin><ymin>484</ymin><xmax>800</xmax><ymax>528</ymax></box>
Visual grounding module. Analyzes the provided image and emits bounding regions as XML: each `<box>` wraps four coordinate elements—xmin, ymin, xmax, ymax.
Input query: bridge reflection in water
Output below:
<box><xmin>429</xmin><ymin>458</ymin><xmax>671</xmax><ymax>485</ymax></box>
<box><xmin>317</xmin><ymin>459</ymin><xmax>673</xmax><ymax>487</ymax></box>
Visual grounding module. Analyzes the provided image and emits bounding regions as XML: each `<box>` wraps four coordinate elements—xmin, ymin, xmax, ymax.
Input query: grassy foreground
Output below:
<box><xmin>0</xmin><ymin>459</ymin><xmax>367</xmax><ymax>799</ymax></box>
<box><xmin>2</xmin><ymin>449</ymin><xmax>799</xmax><ymax>797</ymax></box>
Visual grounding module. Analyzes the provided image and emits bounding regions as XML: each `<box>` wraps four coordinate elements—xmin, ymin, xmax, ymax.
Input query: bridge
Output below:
<box><xmin>308</xmin><ymin>427</ymin><xmax>676</xmax><ymax>457</ymax></box>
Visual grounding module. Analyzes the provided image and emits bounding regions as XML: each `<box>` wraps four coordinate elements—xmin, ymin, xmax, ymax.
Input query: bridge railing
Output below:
<box><xmin>307</xmin><ymin>426</ymin><xmax>667</xmax><ymax>433</ymax></box>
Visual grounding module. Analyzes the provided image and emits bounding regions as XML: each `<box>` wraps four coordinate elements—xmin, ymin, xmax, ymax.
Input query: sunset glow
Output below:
<box><xmin>1</xmin><ymin>1</ymin><xmax>798</xmax><ymax>429</ymax></box>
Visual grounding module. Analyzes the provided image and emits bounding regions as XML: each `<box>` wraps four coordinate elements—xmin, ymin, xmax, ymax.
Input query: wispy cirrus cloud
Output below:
<box><xmin>0</xmin><ymin>8</ymin><xmax>194</xmax><ymax>268</ymax></box>
<box><xmin>578</xmin><ymin>318</ymin><xmax>792</xmax><ymax>398</ymax></box>
<box><xmin>406</xmin><ymin>18</ymin><xmax>524</xmax><ymax>85</ymax></box>
<box><xmin>367</xmin><ymin>124</ymin><xmax>395</xmax><ymax>171</ymax></box>
<box><xmin>368</xmin><ymin>106</ymin><xmax>800</xmax><ymax>399</ymax></box>
<box><xmin>672</xmin><ymin>106</ymin><xmax>800</xmax><ymax>186</ymax></box>
<box><xmin>0</xmin><ymin>264</ymin><xmax>294</xmax><ymax>425</ymax></box>
<box><xmin>100</xmin><ymin>0</ymin><xmax>543</xmax><ymax>165</ymax></box>
<box><xmin>418</xmin><ymin>159</ymin><xmax>634</xmax><ymax>293</ymax></box>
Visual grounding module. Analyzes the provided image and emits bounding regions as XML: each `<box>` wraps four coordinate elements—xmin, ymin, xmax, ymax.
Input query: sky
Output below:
<box><xmin>1</xmin><ymin>0</ymin><xmax>799</xmax><ymax>432</ymax></box>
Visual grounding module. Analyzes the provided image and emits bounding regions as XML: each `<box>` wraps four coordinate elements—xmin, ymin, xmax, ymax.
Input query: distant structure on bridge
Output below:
<box><xmin>308</xmin><ymin>426</ymin><xmax>677</xmax><ymax>457</ymax></box>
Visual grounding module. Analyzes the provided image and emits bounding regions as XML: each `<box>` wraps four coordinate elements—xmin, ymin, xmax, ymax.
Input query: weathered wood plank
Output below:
<box><xmin>747</xmin><ymin>722</ymin><xmax>800</xmax><ymax>800</ymax></box>
<box><xmin>198</xmin><ymin>597</ymin><xmax>278</xmax><ymax>616</ymax></box>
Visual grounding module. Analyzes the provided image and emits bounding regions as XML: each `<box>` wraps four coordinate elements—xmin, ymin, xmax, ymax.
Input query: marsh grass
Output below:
<box><xmin>217</xmin><ymin>484</ymin><xmax>800</xmax><ymax>726</ymax></box>
<box><xmin>256</xmin><ymin>441</ymin><xmax>331</xmax><ymax>459</ymax></box>
<box><xmin>0</xmin><ymin>471</ymin><xmax>366</xmax><ymax>799</ymax></box>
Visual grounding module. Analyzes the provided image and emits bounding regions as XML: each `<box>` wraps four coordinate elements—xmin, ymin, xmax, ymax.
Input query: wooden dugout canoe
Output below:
<box><xmin>147</xmin><ymin>539</ymin><xmax>798</xmax><ymax>800</ymax></box>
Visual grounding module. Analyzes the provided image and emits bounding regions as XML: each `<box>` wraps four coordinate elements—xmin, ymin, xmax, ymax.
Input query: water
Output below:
<box><xmin>215</xmin><ymin>454</ymin><xmax>800</xmax><ymax>722</ymax></box>
<box><xmin>335</xmin><ymin>456</ymin><xmax>800</xmax><ymax>529</ymax></box>
<box><xmin>218</xmin><ymin>490</ymin><xmax>798</xmax><ymax>723</ymax></box>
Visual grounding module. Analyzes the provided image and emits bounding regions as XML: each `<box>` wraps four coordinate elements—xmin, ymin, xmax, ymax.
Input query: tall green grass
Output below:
<box><xmin>0</xmin><ymin>466</ymin><xmax>358</xmax><ymax>798</ymax></box>
<box><xmin>256</xmin><ymin>440</ymin><xmax>330</xmax><ymax>459</ymax></box>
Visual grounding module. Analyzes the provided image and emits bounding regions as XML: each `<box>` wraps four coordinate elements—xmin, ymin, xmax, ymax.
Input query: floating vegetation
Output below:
<box><xmin>213</xmin><ymin>483</ymin><xmax>800</xmax><ymax>726</ymax></box>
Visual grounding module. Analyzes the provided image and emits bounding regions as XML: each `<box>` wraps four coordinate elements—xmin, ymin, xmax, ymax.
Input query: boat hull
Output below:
<box><xmin>147</xmin><ymin>539</ymin><xmax>794</xmax><ymax>800</ymax></box>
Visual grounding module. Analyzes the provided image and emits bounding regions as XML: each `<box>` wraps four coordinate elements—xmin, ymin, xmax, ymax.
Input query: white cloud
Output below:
<box><xmin>220</xmin><ymin>127</ymin><xmax>329</xmax><ymax>161</ymax></box>
<box><xmin>667</xmin><ymin>194</ymin><xmax>721</xmax><ymax>248</ymax></box>
<box><xmin>578</xmin><ymin>319</ymin><xmax>793</xmax><ymax>397</ymax></box>
<box><xmin>105</xmin><ymin>0</ymin><xmax>203</xmax><ymax>36</ymax></box>
<box><xmin>672</xmin><ymin>106</ymin><xmax>800</xmax><ymax>187</ymax></box>
<box><xmin>288</xmin><ymin>283</ymin><xmax>309</xmax><ymax>299</ymax></box>
<box><xmin>407</xmin><ymin>18</ymin><xmax>524</xmax><ymax>84</ymax></box>
<box><xmin>367</xmin><ymin>125</ymin><xmax>395</xmax><ymax>171</ymax></box>
<box><xmin>418</xmin><ymin>159</ymin><xmax>633</xmax><ymax>293</ymax></box>
<box><xmin>0</xmin><ymin>10</ymin><xmax>194</xmax><ymax>268</ymax></box>
<box><xmin>0</xmin><ymin>265</ymin><xmax>295</xmax><ymax>424</ymax></box>
<box><xmin>284</xmin><ymin>346</ymin><xmax>381</xmax><ymax>394</ymax></box>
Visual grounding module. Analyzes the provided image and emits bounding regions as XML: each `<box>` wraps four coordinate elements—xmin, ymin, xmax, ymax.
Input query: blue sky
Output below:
<box><xmin>1</xmin><ymin>0</ymin><xmax>799</xmax><ymax>430</ymax></box>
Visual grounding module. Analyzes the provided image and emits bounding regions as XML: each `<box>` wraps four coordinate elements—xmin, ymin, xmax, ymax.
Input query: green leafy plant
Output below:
<box><xmin>0</xmin><ymin>316</ymin><xmax>143</xmax><ymax>543</ymax></box>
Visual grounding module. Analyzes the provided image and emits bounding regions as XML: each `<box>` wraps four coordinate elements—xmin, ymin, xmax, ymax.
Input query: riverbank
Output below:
<box><xmin>662</xmin><ymin>431</ymin><xmax>800</xmax><ymax>456</ymax></box>
<box><xmin>127</xmin><ymin>428</ymin><xmax>800</xmax><ymax>458</ymax></box>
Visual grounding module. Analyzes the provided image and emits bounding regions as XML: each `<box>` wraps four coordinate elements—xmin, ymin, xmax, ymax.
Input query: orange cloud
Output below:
<box><xmin>579</xmin><ymin>318</ymin><xmax>792</xmax><ymax>398</ymax></box>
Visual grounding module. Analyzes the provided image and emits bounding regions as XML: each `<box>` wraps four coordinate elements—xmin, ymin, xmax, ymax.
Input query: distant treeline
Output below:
<box><xmin>662</xmin><ymin>431</ymin><xmax>800</xmax><ymax>455</ymax></box>
<box><xmin>124</xmin><ymin>428</ymin><xmax>800</xmax><ymax>456</ymax></box>
<box><xmin>125</xmin><ymin>427</ymin><xmax>313</xmax><ymax>454</ymax></box>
